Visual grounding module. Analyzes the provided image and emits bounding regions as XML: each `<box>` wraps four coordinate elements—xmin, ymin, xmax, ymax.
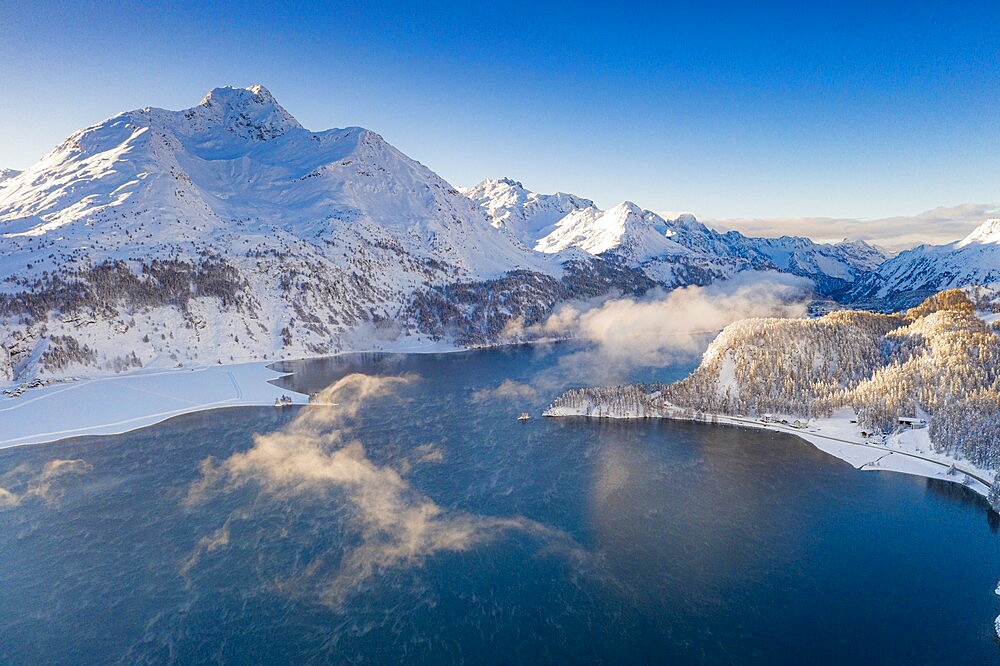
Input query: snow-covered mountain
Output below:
<box><xmin>533</xmin><ymin>201</ymin><xmax>686</xmax><ymax>259</ymax></box>
<box><xmin>662</xmin><ymin>213</ymin><xmax>887</xmax><ymax>292</ymax></box>
<box><xmin>1</xmin><ymin>86</ymin><xmax>621</xmax><ymax>380</ymax></box>
<box><xmin>465</xmin><ymin>179</ymin><xmax>692</xmax><ymax>274</ymax></box>
<box><xmin>848</xmin><ymin>218</ymin><xmax>1000</xmax><ymax>308</ymax></box>
<box><xmin>467</xmin><ymin>178</ymin><xmax>887</xmax><ymax>293</ymax></box>
<box><xmin>462</xmin><ymin>177</ymin><xmax>594</xmax><ymax>248</ymax></box>
<box><xmin>0</xmin><ymin>85</ymin><xmax>548</xmax><ymax>279</ymax></box>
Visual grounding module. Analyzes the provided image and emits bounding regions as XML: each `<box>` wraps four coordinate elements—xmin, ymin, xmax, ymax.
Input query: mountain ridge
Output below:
<box><xmin>467</xmin><ymin>177</ymin><xmax>889</xmax><ymax>293</ymax></box>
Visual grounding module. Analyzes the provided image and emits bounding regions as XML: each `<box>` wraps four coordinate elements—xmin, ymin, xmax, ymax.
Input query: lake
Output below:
<box><xmin>1</xmin><ymin>343</ymin><xmax>998</xmax><ymax>663</ymax></box>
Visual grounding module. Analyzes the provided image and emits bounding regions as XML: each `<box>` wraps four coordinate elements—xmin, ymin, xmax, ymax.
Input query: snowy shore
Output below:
<box><xmin>0</xmin><ymin>335</ymin><xmax>477</xmax><ymax>449</ymax></box>
<box><xmin>0</xmin><ymin>332</ymin><xmax>516</xmax><ymax>450</ymax></box>
<box><xmin>0</xmin><ymin>362</ymin><xmax>308</xmax><ymax>449</ymax></box>
<box><xmin>543</xmin><ymin>404</ymin><xmax>995</xmax><ymax>499</ymax></box>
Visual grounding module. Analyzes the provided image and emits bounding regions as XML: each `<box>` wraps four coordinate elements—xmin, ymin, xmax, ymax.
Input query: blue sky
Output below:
<box><xmin>1</xmin><ymin>0</ymin><xmax>998</xmax><ymax>221</ymax></box>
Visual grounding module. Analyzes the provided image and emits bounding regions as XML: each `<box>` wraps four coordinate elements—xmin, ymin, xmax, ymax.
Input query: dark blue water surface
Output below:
<box><xmin>1</xmin><ymin>343</ymin><xmax>998</xmax><ymax>664</ymax></box>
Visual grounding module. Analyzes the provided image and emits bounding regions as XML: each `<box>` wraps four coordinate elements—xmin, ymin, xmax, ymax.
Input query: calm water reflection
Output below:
<box><xmin>0</xmin><ymin>344</ymin><xmax>997</xmax><ymax>663</ymax></box>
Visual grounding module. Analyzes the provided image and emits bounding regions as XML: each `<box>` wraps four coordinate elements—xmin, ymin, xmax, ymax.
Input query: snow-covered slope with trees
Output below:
<box><xmin>848</xmin><ymin>219</ymin><xmax>1000</xmax><ymax>308</ymax></box>
<box><xmin>548</xmin><ymin>289</ymin><xmax>1000</xmax><ymax>475</ymax></box>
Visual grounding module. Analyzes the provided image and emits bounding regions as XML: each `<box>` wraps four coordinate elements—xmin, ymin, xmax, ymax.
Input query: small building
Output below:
<box><xmin>898</xmin><ymin>416</ymin><xmax>928</xmax><ymax>429</ymax></box>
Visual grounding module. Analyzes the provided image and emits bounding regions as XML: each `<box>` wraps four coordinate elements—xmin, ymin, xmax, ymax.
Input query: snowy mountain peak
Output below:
<box><xmin>957</xmin><ymin>218</ymin><xmax>1000</xmax><ymax>248</ymax></box>
<box><xmin>0</xmin><ymin>85</ymin><xmax>560</xmax><ymax>278</ymax></box>
<box><xmin>848</xmin><ymin>218</ymin><xmax>1000</xmax><ymax>306</ymax></box>
<box><xmin>199</xmin><ymin>83</ymin><xmax>274</xmax><ymax>106</ymax></box>
<box><xmin>469</xmin><ymin>184</ymin><xmax>891</xmax><ymax>289</ymax></box>
<box><xmin>534</xmin><ymin>200</ymin><xmax>684</xmax><ymax>261</ymax></box>
<box><xmin>466</xmin><ymin>178</ymin><xmax>594</xmax><ymax>210</ymax></box>
<box><xmin>491</xmin><ymin>176</ymin><xmax>525</xmax><ymax>190</ymax></box>
<box><xmin>464</xmin><ymin>177</ymin><xmax>529</xmax><ymax>201</ymax></box>
<box><xmin>189</xmin><ymin>84</ymin><xmax>302</xmax><ymax>139</ymax></box>
<box><xmin>610</xmin><ymin>200</ymin><xmax>643</xmax><ymax>218</ymax></box>
<box><xmin>465</xmin><ymin>178</ymin><xmax>596</xmax><ymax>247</ymax></box>
<box><xmin>831</xmin><ymin>239</ymin><xmax>889</xmax><ymax>271</ymax></box>
<box><xmin>197</xmin><ymin>84</ymin><xmax>283</xmax><ymax>112</ymax></box>
<box><xmin>673</xmin><ymin>213</ymin><xmax>700</xmax><ymax>226</ymax></box>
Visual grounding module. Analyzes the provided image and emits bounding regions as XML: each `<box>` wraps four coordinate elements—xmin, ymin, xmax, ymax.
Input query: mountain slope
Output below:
<box><xmin>534</xmin><ymin>201</ymin><xmax>687</xmax><ymax>259</ymax></box>
<box><xmin>848</xmin><ymin>218</ymin><xmax>1000</xmax><ymax>308</ymax></box>
<box><xmin>0</xmin><ymin>85</ymin><xmax>550</xmax><ymax>279</ymax></box>
<box><xmin>662</xmin><ymin>213</ymin><xmax>886</xmax><ymax>289</ymax></box>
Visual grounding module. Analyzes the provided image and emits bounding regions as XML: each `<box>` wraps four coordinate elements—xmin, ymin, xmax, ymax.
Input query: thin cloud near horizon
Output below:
<box><xmin>699</xmin><ymin>202</ymin><xmax>999</xmax><ymax>253</ymax></box>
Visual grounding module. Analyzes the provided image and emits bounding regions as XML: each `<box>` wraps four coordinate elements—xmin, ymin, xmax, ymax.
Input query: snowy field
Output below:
<box><xmin>0</xmin><ymin>363</ymin><xmax>307</xmax><ymax>449</ymax></box>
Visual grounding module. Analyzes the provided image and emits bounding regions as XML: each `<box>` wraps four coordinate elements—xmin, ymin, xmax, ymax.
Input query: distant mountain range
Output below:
<box><xmin>847</xmin><ymin>218</ymin><xmax>1000</xmax><ymax>308</ymax></box>
<box><xmin>1</xmin><ymin>85</ymin><xmax>996</xmax><ymax>379</ymax></box>
<box><xmin>465</xmin><ymin>177</ymin><xmax>887</xmax><ymax>291</ymax></box>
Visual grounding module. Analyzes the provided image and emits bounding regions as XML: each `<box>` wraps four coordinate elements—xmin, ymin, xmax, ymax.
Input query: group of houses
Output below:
<box><xmin>758</xmin><ymin>414</ymin><xmax>809</xmax><ymax>429</ymax></box>
<box><xmin>761</xmin><ymin>412</ymin><xmax>929</xmax><ymax>439</ymax></box>
<box><xmin>850</xmin><ymin>415</ymin><xmax>928</xmax><ymax>439</ymax></box>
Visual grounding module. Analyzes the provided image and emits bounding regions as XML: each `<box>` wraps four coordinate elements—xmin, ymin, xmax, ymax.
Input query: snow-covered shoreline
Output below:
<box><xmin>0</xmin><ymin>337</ymin><xmax>526</xmax><ymax>450</ymax></box>
<box><xmin>0</xmin><ymin>362</ymin><xmax>312</xmax><ymax>450</ymax></box>
<box><xmin>544</xmin><ymin>404</ymin><xmax>995</xmax><ymax>499</ymax></box>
